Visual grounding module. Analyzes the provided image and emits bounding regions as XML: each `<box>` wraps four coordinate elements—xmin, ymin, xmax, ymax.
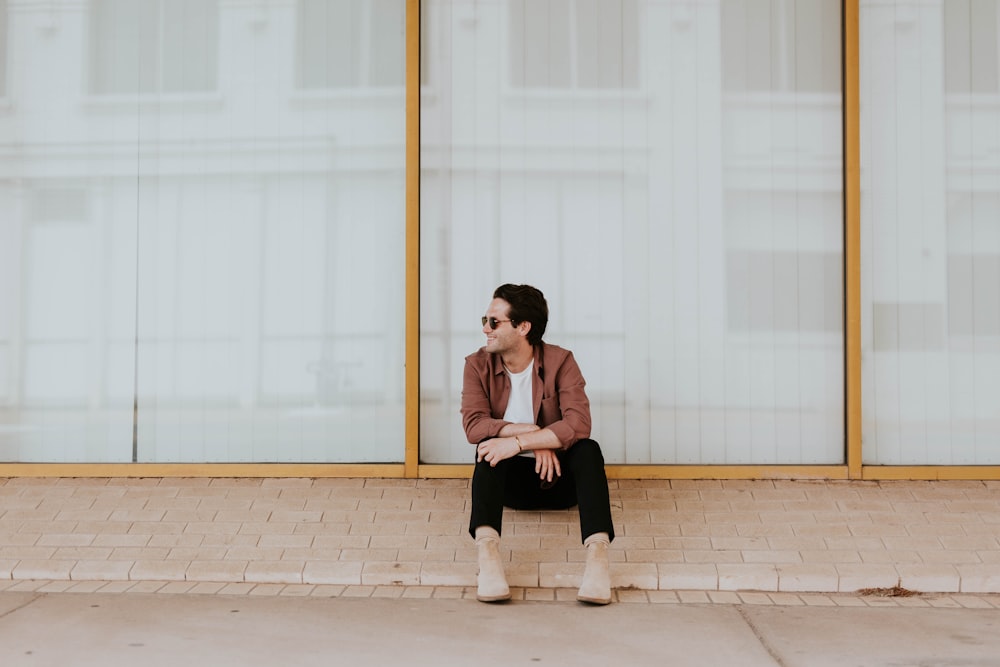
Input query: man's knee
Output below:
<box><xmin>569</xmin><ymin>438</ymin><xmax>605</xmax><ymax>465</ymax></box>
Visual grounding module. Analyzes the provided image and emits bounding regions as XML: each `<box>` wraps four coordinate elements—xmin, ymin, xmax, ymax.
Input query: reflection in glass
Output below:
<box><xmin>420</xmin><ymin>0</ymin><xmax>844</xmax><ymax>465</ymax></box>
<box><xmin>861</xmin><ymin>0</ymin><xmax>1000</xmax><ymax>464</ymax></box>
<box><xmin>0</xmin><ymin>0</ymin><xmax>406</xmax><ymax>463</ymax></box>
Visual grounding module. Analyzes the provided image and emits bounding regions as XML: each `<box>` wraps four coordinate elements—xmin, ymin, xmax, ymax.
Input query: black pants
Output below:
<box><xmin>469</xmin><ymin>438</ymin><xmax>615</xmax><ymax>543</ymax></box>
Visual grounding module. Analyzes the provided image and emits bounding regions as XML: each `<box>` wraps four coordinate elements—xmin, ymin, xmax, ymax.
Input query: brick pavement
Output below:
<box><xmin>1</xmin><ymin>477</ymin><xmax>999</xmax><ymax>595</ymax></box>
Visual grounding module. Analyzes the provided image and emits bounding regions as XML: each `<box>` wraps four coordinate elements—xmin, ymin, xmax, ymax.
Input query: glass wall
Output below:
<box><xmin>420</xmin><ymin>0</ymin><xmax>845</xmax><ymax>465</ymax></box>
<box><xmin>861</xmin><ymin>0</ymin><xmax>1000</xmax><ymax>464</ymax></box>
<box><xmin>0</xmin><ymin>0</ymin><xmax>406</xmax><ymax>462</ymax></box>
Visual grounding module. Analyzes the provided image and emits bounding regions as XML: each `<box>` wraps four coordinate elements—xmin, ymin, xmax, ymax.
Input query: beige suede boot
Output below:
<box><xmin>577</xmin><ymin>532</ymin><xmax>612</xmax><ymax>605</ymax></box>
<box><xmin>475</xmin><ymin>526</ymin><xmax>511</xmax><ymax>602</ymax></box>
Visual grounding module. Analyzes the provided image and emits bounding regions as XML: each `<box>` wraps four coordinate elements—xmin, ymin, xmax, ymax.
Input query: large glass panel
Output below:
<box><xmin>0</xmin><ymin>0</ymin><xmax>405</xmax><ymax>463</ymax></box>
<box><xmin>861</xmin><ymin>0</ymin><xmax>1000</xmax><ymax>464</ymax></box>
<box><xmin>420</xmin><ymin>0</ymin><xmax>844</xmax><ymax>464</ymax></box>
<box><xmin>0</xmin><ymin>5</ymin><xmax>137</xmax><ymax>462</ymax></box>
<box><xmin>0</xmin><ymin>0</ymin><xmax>7</xmax><ymax>97</ymax></box>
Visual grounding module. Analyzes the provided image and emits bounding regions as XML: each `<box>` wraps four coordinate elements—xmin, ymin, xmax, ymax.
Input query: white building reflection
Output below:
<box><xmin>0</xmin><ymin>0</ymin><xmax>997</xmax><ymax>466</ymax></box>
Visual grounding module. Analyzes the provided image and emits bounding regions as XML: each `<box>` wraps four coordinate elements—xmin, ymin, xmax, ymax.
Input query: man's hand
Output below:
<box><xmin>477</xmin><ymin>437</ymin><xmax>520</xmax><ymax>466</ymax></box>
<box><xmin>535</xmin><ymin>449</ymin><xmax>561</xmax><ymax>483</ymax></box>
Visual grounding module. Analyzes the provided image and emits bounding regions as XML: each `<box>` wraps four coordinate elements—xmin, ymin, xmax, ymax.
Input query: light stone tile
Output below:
<box><xmin>341</xmin><ymin>585</ymin><xmax>375</xmax><ymax>597</ymax></box>
<box><xmin>707</xmin><ymin>591</ymin><xmax>742</xmax><ymax>604</ymax></box>
<box><xmin>768</xmin><ymin>593</ymin><xmax>805</xmax><ymax>606</ymax></box>
<box><xmin>37</xmin><ymin>580</ymin><xmax>77</xmax><ymax>593</ymax></box>
<box><xmin>93</xmin><ymin>534</ymin><xmax>153</xmax><ymax>548</ymax></box>
<box><xmin>776</xmin><ymin>564</ymin><xmax>840</xmax><ymax>593</ymax></box>
<box><xmin>13</xmin><ymin>559</ymin><xmax>75</xmax><ymax>580</ymax></box>
<box><xmin>430</xmin><ymin>586</ymin><xmax>465</xmax><ymax>599</ymax></box>
<box><xmin>247</xmin><ymin>583</ymin><xmax>285</xmax><ymax>596</ymax></box>
<box><xmin>539</xmin><ymin>562</ymin><xmax>584</xmax><ymax>589</ymax></box>
<box><xmin>96</xmin><ymin>581</ymin><xmax>138</xmax><ymax>593</ymax></box>
<box><xmin>418</xmin><ymin>561</ymin><xmax>476</xmax><ymax>587</ymax></box>
<box><xmin>524</xmin><ymin>587</ymin><xmax>555</xmax><ymax>601</ymax></box>
<box><xmin>361</xmin><ymin>562</ymin><xmax>421</xmax><ymax>586</ymax></box>
<box><xmin>952</xmin><ymin>595</ymin><xmax>995</xmax><ymax>609</ymax></box>
<box><xmin>126</xmin><ymin>580</ymin><xmax>169</xmax><ymax>593</ymax></box>
<box><xmin>71</xmin><ymin>560</ymin><xmax>133</xmax><ymax>581</ymax></box>
<box><xmin>646</xmin><ymin>590</ymin><xmax>681</xmax><ymax>604</ymax></box>
<box><xmin>245</xmin><ymin>561</ymin><xmax>304</xmax><ymax>584</ymax></box>
<box><xmin>676</xmin><ymin>590</ymin><xmax>711</xmax><ymax>603</ymax></box>
<box><xmin>131</xmin><ymin>560</ymin><xmax>190</xmax><ymax>582</ymax></box>
<box><xmin>9</xmin><ymin>580</ymin><xmax>51</xmax><ymax>592</ymax></box>
<box><xmin>371</xmin><ymin>586</ymin><xmax>405</xmax><ymax>598</ymax></box>
<box><xmin>956</xmin><ymin>565</ymin><xmax>1000</xmax><ymax>593</ymax></box>
<box><xmin>369</xmin><ymin>535</ymin><xmax>428</xmax><ymax>550</ymax></box>
<box><xmin>896</xmin><ymin>564</ymin><xmax>961</xmax><ymax>593</ymax></box>
<box><xmin>157</xmin><ymin>581</ymin><xmax>198</xmax><ymax>594</ymax></box>
<box><xmin>797</xmin><ymin>594</ymin><xmax>837</xmax><ymax>606</ymax></box>
<box><xmin>185</xmin><ymin>561</ymin><xmax>248</xmax><ymax>582</ymax></box>
<box><xmin>718</xmin><ymin>564</ymin><xmax>778</xmax><ymax>592</ymax></box>
<box><xmin>257</xmin><ymin>535</ymin><xmax>314</xmax><ymax>549</ymax></box>
<box><xmin>65</xmin><ymin>580</ymin><xmax>110</xmax><ymax>593</ymax></box>
<box><xmin>218</xmin><ymin>583</ymin><xmax>257</xmax><ymax>595</ymax></box>
<box><xmin>302</xmin><ymin>561</ymin><xmax>363</xmax><ymax>585</ymax></box>
<box><xmin>611</xmin><ymin>563</ymin><xmax>659</xmax><ymax>590</ymax></box>
<box><xmin>188</xmin><ymin>582</ymin><xmax>228</xmax><ymax>594</ymax></box>
<box><xmin>658</xmin><ymin>564</ymin><xmax>718</xmax><ymax>591</ymax></box>
<box><xmin>400</xmin><ymin>586</ymin><xmax>434</xmax><ymax>599</ymax></box>
<box><xmin>506</xmin><ymin>562</ymin><xmax>539</xmax><ymax>588</ymax></box>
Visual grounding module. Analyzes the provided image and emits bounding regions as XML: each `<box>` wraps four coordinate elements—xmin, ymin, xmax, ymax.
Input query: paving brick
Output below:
<box><xmin>185</xmin><ymin>561</ymin><xmax>248</xmax><ymax>582</ymax></box>
<box><xmin>72</xmin><ymin>560</ymin><xmax>134</xmax><ymax>581</ymax></box>
<box><xmin>896</xmin><ymin>564</ymin><xmax>961</xmax><ymax>593</ymax></box>
<box><xmin>658</xmin><ymin>564</ymin><xmax>718</xmax><ymax>591</ymax></box>
<box><xmin>302</xmin><ymin>561</ymin><xmax>363</xmax><ymax>585</ymax></box>
<box><xmin>245</xmin><ymin>561</ymin><xmax>304</xmax><ymax>584</ymax></box>
<box><xmin>361</xmin><ymin>562</ymin><xmax>421</xmax><ymax>586</ymax></box>
<box><xmin>718</xmin><ymin>564</ymin><xmax>779</xmax><ymax>592</ymax></box>
<box><xmin>776</xmin><ymin>564</ymin><xmax>840</xmax><ymax>593</ymax></box>
<box><xmin>419</xmin><ymin>561</ymin><xmax>476</xmax><ymax>587</ymax></box>
<box><xmin>13</xmin><ymin>559</ymin><xmax>75</xmax><ymax>580</ymax></box>
<box><xmin>131</xmin><ymin>560</ymin><xmax>189</xmax><ymax>582</ymax></box>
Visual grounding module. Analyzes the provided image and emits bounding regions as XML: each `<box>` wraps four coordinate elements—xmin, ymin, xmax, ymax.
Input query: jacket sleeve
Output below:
<box><xmin>542</xmin><ymin>351</ymin><xmax>592</xmax><ymax>450</ymax></box>
<box><xmin>460</xmin><ymin>356</ymin><xmax>508</xmax><ymax>444</ymax></box>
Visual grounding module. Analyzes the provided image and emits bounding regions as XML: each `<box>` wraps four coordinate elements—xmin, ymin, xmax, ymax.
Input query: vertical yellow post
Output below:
<box><xmin>844</xmin><ymin>0</ymin><xmax>863</xmax><ymax>479</ymax></box>
<box><xmin>404</xmin><ymin>0</ymin><xmax>421</xmax><ymax>477</ymax></box>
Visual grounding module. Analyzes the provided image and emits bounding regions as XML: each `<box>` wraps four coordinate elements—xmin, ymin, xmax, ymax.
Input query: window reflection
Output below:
<box><xmin>0</xmin><ymin>0</ymin><xmax>7</xmax><ymax>97</ymax></box>
<box><xmin>508</xmin><ymin>0</ymin><xmax>640</xmax><ymax>89</ymax></box>
<box><xmin>89</xmin><ymin>0</ymin><xmax>219</xmax><ymax>95</ymax></box>
<box><xmin>297</xmin><ymin>0</ymin><xmax>405</xmax><ymax>88</ymax></box>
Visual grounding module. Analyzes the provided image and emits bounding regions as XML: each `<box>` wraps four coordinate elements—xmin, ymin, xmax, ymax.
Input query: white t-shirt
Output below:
<box><xmin>503</xmin><ymin>360</ymin><xmax>535</xmax><ymax>458</ymax></box>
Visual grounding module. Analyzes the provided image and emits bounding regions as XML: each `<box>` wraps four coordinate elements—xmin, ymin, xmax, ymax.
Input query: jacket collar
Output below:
<box><xmin>491</xmin><ymin>342</ymin><xmax>545</xmax><ymax>377</ymax></box>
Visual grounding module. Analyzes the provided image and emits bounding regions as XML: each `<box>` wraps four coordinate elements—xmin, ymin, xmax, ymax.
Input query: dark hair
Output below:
<box><xmin>493</xmin><ymin>284</ymin><xmax>548</xmax><ymax>346</ymax></box>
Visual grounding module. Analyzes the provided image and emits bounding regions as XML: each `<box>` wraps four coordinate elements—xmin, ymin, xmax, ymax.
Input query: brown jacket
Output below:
<box><xmin>460</xmin><ymin>342</ymin><xmax>591</xmax><ymax>450</ymax></box>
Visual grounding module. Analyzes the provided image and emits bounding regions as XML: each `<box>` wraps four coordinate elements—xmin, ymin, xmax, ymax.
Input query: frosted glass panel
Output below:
<box><xmin>420</xmin><ymin>0</ymin><xmax>844</xmax><ymax>465</ymax></box>
<box><xmin>0</xmin><ymin>0</ymin><xmax>405</xmax><ymax>463</ymax></box>
<box><xmin>861</xmin><ymin>0</ymin><xmax>1000</xmax><ymax>464</ymax></box>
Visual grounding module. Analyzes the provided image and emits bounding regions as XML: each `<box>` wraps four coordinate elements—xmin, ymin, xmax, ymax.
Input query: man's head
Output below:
<box><xmin>491</xmin><ymin>283</ymin><xmax>548</xmax><ymax>347</ymax></box>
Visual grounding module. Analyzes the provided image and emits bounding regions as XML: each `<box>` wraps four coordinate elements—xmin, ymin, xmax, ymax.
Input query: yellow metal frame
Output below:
<box><xmin>844</xmin><ymin>0</ymin><xmax>862</xmax><ymax>479</ymax></box>
<box><xmin>1</xmin><ymin>1</ymin><xmax>996</xmax><ymax>481</ymax></box>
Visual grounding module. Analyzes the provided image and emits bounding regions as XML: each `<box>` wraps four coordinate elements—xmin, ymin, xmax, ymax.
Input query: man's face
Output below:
<box><xmin>482</xmin><ymin>298</ymin><xmax>521</xmax><ymax>355</ymax></box>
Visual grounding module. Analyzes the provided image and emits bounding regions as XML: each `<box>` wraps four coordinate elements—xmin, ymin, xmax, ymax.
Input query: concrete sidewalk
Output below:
<box><xmin>2</xmin><ymin>588</ymin><xmax>999</xmax><ymax>667</ymax></box>
<box><xmin>1</xmin><ymin>477</ymin><xmax>999</xmax><ymax>594</ymax></box>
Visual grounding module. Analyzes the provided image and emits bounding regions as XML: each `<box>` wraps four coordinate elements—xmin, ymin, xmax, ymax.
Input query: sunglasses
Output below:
<box><xmin>481</xmin><ymin>316</ymin><xmax>513</xmax><ymax>330</ymax></box>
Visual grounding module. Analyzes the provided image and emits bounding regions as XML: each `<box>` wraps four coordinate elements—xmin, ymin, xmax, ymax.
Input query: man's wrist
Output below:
<box><xmin>514</xmin><ymin>436</ymin><xmax>523</xmax><ymax>453</ymax></box>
